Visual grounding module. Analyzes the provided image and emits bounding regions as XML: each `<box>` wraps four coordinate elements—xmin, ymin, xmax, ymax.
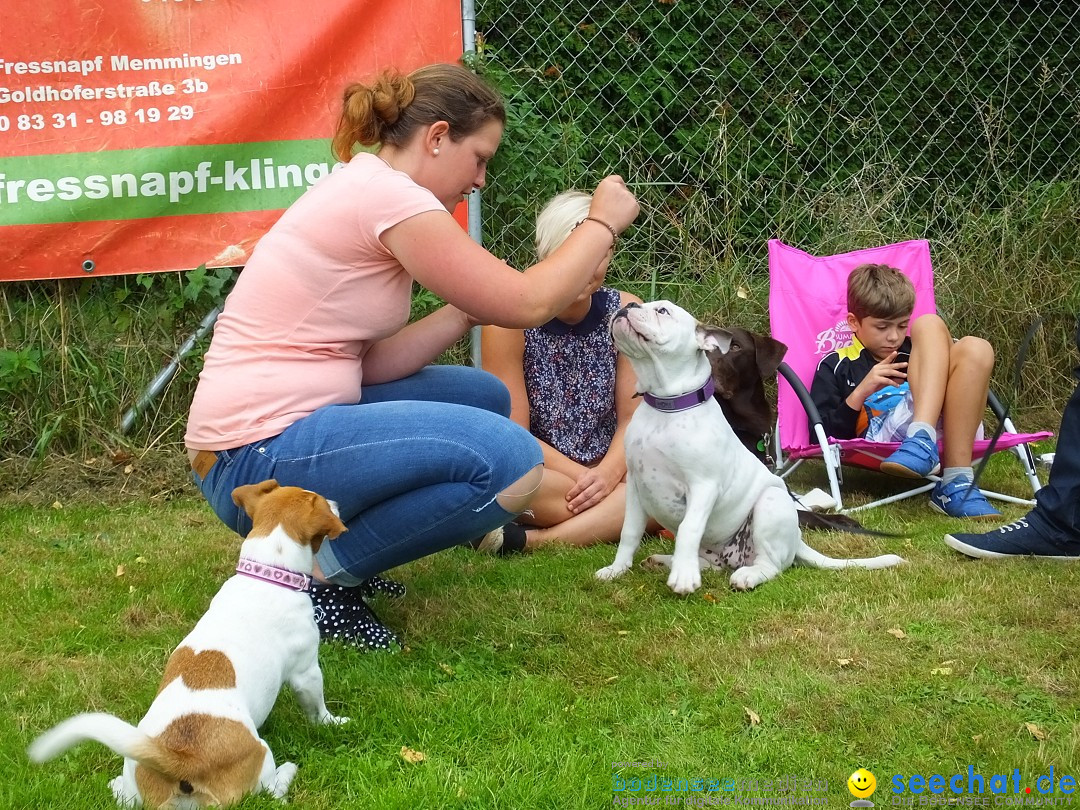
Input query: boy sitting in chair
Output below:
<box><xmin>809</xmin><ymin>263</ymin><xmax>1000</xmax><ymax>519</ymax></box>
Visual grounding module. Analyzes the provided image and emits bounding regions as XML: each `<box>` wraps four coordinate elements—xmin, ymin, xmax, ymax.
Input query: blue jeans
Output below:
<box><xmin>1032</xmin><ymin>317</ymin><xmax>1080</xmax><ymax>536</ymax></box>
<box><xmin>193</xmin><ymin>366</ymin><xmax>542</xmax><ymax>585</ymax></box>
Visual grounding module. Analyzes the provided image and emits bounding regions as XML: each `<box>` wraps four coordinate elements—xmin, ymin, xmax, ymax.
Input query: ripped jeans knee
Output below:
<box><xmin>496</xmin><ymin>463</ymin><xmax>543</xmax><ymax>515</ymax></box>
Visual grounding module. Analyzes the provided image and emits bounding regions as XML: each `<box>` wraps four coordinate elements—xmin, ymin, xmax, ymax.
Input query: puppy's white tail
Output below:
<box><xmin>28</xmin><ymin>712</ymin><xmax>155</xmax><ymax>765</ymax></box>
<box><xmin>794</xmin><ymin>541</ymin><xmax>905</xmax><ymax>570</ymax></box>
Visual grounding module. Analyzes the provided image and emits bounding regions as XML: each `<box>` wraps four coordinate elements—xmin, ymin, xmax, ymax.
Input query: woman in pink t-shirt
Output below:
<box><xmin>185</xmin><ymin>63</ymin><xmax>639</xmax><ymax>650</ymax></box>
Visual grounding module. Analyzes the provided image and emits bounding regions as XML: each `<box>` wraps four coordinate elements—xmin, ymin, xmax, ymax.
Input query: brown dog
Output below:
<box><xmin>703</xmin><ymin>325</ymin><xmax>870</xmax><ymax>533</ymax></box>
<box><xmin>703</xmin><ymin>326</ymin><xmax>787</xmax><ymax>463</ymax></box>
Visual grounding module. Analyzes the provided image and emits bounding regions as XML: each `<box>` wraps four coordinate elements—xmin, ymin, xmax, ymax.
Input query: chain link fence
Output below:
<box><xmin>472</xmin><ymin>0</ymin><xmax>1079</xmax><ymax>403</ymax></box>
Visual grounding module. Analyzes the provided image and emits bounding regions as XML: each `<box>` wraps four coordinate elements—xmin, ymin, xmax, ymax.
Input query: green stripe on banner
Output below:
<box><xmin>0</xmin><ymin>139</ymin><xmax>336</xmax><ymax>226</ymax></box>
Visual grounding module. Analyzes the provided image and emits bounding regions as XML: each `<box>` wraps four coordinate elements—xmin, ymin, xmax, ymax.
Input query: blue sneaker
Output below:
<box><xmin>879</xmin><ymin>429</ymin><xmax>940</xmax><ymax>478</ymax></box>
<box><xmin>930</xmin><ymin>476</ymin><xmax>1001</xmax><ymax>520</ymax></box>
<box><xmin>944</xmin><ymin>514</ymin><xmax>1080</xmax><ymax>560</ymax></box>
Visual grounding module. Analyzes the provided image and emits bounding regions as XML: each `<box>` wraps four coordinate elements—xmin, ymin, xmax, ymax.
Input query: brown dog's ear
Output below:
<box><xmin>231</xmin><ymin>479</ymin><xmax>280</xmax><ymax>517</ymax></box>
<box><xmin>309</xmin><ymin>520</ymin><xmax>346</xmax><ymax>555</ymax></box>
<box><xmin>752</xmin><ymin>335</ymin><xmax>788</xmax><ymax>379</ymax></box>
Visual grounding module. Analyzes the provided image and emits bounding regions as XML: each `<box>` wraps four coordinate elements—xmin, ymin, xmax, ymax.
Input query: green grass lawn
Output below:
<box><xmin>3</xmin><ymin>452</ymin><xmax>1078</xmax><ymax>809</ymax></box>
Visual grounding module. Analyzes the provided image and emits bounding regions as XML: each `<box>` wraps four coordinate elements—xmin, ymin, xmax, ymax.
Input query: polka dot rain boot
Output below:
<box><xmin>310</xmin><ymin>582</ymin><xmax>402</xmax><ymax>651</ymax></box>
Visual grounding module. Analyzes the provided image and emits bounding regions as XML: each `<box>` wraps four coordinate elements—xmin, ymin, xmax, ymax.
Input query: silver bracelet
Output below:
<box><xmin>573</xmin><ymin>216</ymin><xmax>618</xmax><ymax>246</ymax></box>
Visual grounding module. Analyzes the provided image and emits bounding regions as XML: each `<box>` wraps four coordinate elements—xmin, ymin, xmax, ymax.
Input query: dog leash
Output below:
<box><xmin>965</xmin><ymin>316</ymin><xmax>1043</xmax><ymax>503</ymax></box>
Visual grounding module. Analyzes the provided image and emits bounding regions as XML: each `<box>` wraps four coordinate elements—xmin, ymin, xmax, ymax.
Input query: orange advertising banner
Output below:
<box><xmin>0</xmin><ymin>1</ymin><xmax>463</xmax><ymax>281</ymax></box>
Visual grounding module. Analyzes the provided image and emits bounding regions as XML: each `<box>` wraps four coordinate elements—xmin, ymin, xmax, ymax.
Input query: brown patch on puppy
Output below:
<box><xmin>159</xmin><ymin>647</ymin><xmax>236</xmax><ymax>695</ymax></box>
<box><xmin>231</xmin><ymin>480</ymin><xmax>347</xmax><ymax>550</ymax></box>
<box><xmin>133</xmin><ymin>714</ymin><xmax>267</xmax><ymax>808</ymax></box>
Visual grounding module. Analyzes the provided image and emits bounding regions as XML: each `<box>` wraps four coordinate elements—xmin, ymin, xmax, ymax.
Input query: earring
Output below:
<box><xmin>433</xmin><ymin>148</ymin><xmax>440</xmax><ymax>156</ymax></box>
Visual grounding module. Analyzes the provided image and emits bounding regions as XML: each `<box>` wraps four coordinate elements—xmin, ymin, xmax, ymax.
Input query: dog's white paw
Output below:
<box><xmin>729</xmin><ymin>564</ymin><xmax>777</xmax><ymax>591</ymax></box>
<box><xmin>639</xmin><ymin>554</ymin><xmax>672</xmax><ymax>572</ymax></box>
<box><xmin>321</xmin><ymin>713</ymin><xmax>350</xmax><ymax>725</ymax></box>
<box><xmin>595</xmin><ymin>563</ymin><xmax>630</xmax><ymax>581</ymax></box>
<box><xmin>666</xmin><ymin>565</ymin><xmax>701</xmax><ymax>595</ymax></box>
<box><xmin>273</xmin><ymin>762</ymin><xmax>298</xmax><ymax>798</ymax></box>
<box><xmin>109</xmin><ymin>775</ymin><xmax>137</xmax><ymax>806</ymax></box>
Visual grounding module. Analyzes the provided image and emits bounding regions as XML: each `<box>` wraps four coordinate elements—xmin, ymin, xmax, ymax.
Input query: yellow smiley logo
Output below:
<box><xmin>848</xmin><ymin>768</ymin><xmax>877</xmax><ymax>798</ymax></box>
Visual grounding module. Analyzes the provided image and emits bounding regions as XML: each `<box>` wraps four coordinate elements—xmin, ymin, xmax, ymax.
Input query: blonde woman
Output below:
<box><xmin>481</xmin><ymin>191</ymin><xmax>655</xmax><ymax>549</ymax></box>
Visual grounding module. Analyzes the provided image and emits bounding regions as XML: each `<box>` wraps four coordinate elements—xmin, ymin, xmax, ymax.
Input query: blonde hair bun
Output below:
<box><xmin>535</xmin><ymin>190</ymin><xmax>592</xmax><ymax>260</ymax></box>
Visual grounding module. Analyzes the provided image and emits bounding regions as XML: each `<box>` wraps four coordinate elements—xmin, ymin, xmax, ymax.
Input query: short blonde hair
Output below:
<box><xmin>535</xmin><ymin>191</ymin><xmax>592</xmax><ymax>260</ymax></box>
<box><xmin>847</xmin><ymin>263</ymin><xmax>916</xmax><ymax>321</ymax></box>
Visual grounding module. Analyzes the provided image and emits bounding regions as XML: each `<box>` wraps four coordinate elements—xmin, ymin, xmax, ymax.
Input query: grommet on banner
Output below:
<box><xmin>81</xmin><ymin>259</ymin><xmax>95</xmax><ymax>273</ymax></box>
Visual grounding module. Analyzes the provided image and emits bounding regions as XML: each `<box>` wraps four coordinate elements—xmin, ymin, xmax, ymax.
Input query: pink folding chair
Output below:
<box><xmin>768</xmin><ymin>239</ymin><xmax>1051</xmax><ymax>512</ymax></box>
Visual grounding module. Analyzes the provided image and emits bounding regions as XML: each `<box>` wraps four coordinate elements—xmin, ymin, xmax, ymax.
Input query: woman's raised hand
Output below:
<box><xmin>589</xmin><ymin>175</ymin><xmax>640</xmax><ymax>235</ymax></box>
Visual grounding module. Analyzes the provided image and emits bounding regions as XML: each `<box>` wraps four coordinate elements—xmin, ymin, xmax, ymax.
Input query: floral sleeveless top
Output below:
<box><xmin>523</xmin><ymin>287</ymin><xmax>621</xmax><ymax>465</ymax></box>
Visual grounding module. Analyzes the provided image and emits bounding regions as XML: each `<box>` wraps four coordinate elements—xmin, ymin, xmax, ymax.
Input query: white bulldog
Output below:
<box><xmin>595</xmin><ymin>301</ymin><xmax>905</xmax><ymax>594</ymax></box>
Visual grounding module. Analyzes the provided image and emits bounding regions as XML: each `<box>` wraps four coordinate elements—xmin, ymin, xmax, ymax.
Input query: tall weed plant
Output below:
<box><xmin>0</xmin><ymin>268</ymin><xmax>235</xmax><ymax>458</ymax></box>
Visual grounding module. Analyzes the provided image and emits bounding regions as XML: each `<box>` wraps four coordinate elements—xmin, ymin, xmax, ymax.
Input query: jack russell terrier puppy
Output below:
<box><xmin>596</xmin><ymin>301</ymin><xmax>905</xmax><ymax>595</ymax></box>
<box><xmin>29</xmin><ymin>480</ymin><xmax>349</xmax><ymax>808</ymax></box>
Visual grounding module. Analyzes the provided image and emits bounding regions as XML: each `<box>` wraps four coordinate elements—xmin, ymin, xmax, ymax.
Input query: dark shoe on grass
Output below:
<box><xmin>468</xmin><ymin>522</ymin><xmax>528</xmax><ymax>556</ymax></box>
<box><xmin>944</xmin><ymin>515</ymin><xmax>1080</xmax><ymax>561</ymax></box>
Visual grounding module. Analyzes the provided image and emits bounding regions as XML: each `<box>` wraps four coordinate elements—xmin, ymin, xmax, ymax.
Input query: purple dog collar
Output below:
<box><xmin>642</xmin><ymin>377</ymin><xmax>716</xmax><ymax>412</ymax></box>
<box><xmin>236</xmin><ymin>558</ymin><xmax>312</xmax><ymax>592</ymax></box>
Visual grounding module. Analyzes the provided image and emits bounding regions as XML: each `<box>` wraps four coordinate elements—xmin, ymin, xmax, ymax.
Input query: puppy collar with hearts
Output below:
<box><xmin>642</xmin><ymin>377</ymin><xmax>715</xmax><ymax>412</ymax></box>
<box><xmin>236</xmin><ymin>557</ymin><xmax>312</xmax><ymax>592</ymax></box>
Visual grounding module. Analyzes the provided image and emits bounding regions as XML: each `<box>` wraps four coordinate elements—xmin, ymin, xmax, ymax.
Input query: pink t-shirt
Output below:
<box><xmin>185</xmin><ymin>154</ymin><xmax>445</xmax><ymax>450</ymax></box>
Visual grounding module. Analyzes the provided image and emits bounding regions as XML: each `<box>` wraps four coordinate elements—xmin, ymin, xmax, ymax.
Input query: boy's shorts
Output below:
<box><xmin>859</xmin><ymin>382</ymin><xmax>983</xmax><ymax>442</ymax></box>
